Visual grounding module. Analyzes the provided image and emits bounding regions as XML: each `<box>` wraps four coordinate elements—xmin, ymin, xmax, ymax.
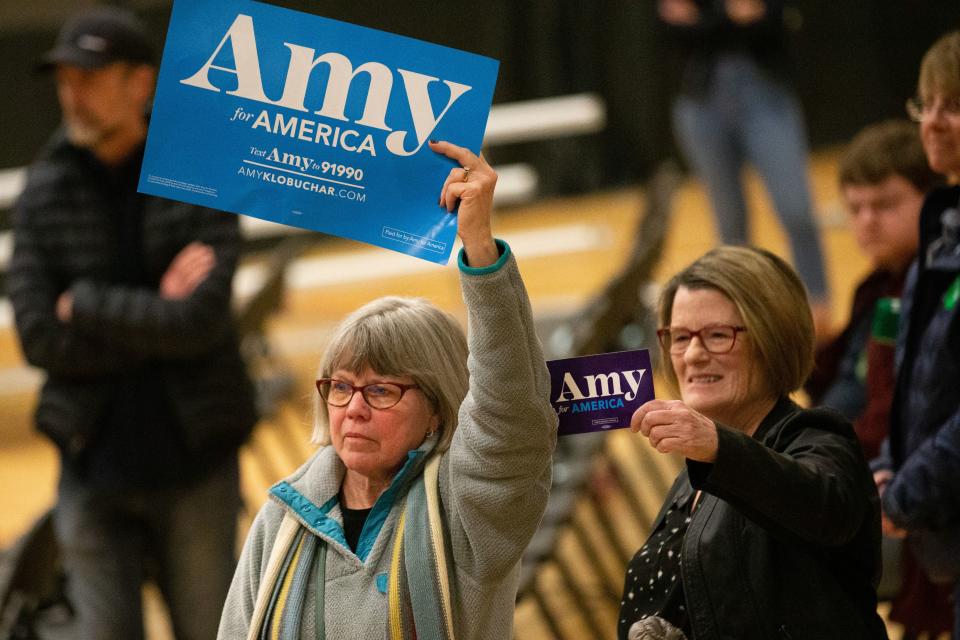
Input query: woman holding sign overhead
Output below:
<box><xmin>218</xmin><ymin>141</ymin><xmax>557</xmax><ymax>640</ymax></box>
<box><xmin>620</xmin><ymin>246</ymin><xmax>887</xmax><ymax>640</ymax></box>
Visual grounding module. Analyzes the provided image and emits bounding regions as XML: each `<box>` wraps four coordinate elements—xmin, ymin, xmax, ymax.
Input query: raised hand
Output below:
<box><xmin>429</xmin><ymin>140</ymin><xmax>499</xmax><ymax>268</ymax></box>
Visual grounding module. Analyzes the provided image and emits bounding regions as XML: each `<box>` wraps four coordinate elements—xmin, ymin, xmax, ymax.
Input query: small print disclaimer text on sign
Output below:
<box><xmin>381</xmin><ymin>227</ymin><xmax>447</xmax><ymax>254</ymax></box>
<box><xmin>146</xmin><ymin>175</ymin><xmax>218</xmax><ymax>198</ymax></box>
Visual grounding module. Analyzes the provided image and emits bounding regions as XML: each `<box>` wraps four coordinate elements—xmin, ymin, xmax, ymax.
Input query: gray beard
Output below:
<box><xmin>63</xmin><ymin>117</ymin><xmax>116</xmax><ymax>150</ymax></box>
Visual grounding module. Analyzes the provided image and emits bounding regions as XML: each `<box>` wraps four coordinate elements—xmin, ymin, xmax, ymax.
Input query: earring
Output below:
<box><xmin>425</xmin><ymin>430</ymin><xmax>435</xmax><ymax>438</ymax></box>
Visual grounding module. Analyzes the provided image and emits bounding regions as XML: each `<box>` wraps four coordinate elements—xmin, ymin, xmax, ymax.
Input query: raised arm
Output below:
<box><xmin>428</xmin><ymin>141</ymin><xmax>558</xmax><ymax>583</ymax></box>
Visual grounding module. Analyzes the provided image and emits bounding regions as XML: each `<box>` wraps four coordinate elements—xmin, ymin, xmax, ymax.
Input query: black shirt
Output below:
<box><xmin>341</xmin><ymin>504</ymin><xmax>372</xmax><ymax>552</ymax></box>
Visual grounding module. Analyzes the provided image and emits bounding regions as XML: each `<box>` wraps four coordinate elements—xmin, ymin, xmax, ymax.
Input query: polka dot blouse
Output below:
<box><xmin>618</xmin><ymin>491</ymin><xmax>701</xmax><ymax>639</ymax></box>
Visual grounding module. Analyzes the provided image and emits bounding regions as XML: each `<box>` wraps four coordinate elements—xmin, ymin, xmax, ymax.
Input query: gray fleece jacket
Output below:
<box><xmin>218</xmin><ymin>243</ymin><xmax>557</xmax><ymax>639</ymax></box>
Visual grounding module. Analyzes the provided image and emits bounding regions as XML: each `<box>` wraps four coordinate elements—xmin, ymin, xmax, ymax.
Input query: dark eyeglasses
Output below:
<box><xmin>315</xmin><ymin>378</ymin><xmax>419</xmax><ymax>409</ymax></box>
<box><xmin>656</xmin><ymin>324</ymin><xmax>748</xmax><ymax>355</ymax></box>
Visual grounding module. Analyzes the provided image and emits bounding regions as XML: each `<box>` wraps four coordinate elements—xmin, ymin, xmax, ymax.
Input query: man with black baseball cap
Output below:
<box><xmin>9</xmin><ymin>6</ymin><xmax>257</xmax><ymax>639</ymax></box>
<box><xmin>38</xmin><ymin>6</ymin><xmax>156</xmax><ymax>165</ymax></box>
<box><xmin>39</xmin><ymin>5</ymin><xmax>155</xmax><ymax>70</ymax></box>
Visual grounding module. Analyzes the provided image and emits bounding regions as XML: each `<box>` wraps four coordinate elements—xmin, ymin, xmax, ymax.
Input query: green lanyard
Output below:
<box><xmin>944</xmin><ymin>274</ymin><xmax>960</xmax><ymax>311</ymax></box>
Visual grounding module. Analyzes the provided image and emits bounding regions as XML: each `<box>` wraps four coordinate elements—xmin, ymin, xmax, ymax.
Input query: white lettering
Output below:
<box><xmin>275</xmin><ymin>47</ymin><xmax>393</xmax><ymax>130</ymax></box>
<box><xmin>556</xmin><ymin>369</ymin><xmax>649</xmax><ymax>402</ymax></box>
<box><xmin>181</xmin><ymin>14</ymin><xmax>471</xmax><ymax>158</ymax></box>
<box><xmin>621</xmin><ymin>369</ymin><xmax>647</xmax><ymax>402</ymax></box>
<box><xmin>584</xmin><ymin>373</ymin><xmax>624</xmax><ymax>399</ymax></box>
<box><xmin>180</xmin><ymin>14</ymin><xmax>271</xmax><ymax>102</ymax></box>
<box><xmin>556</xmin><ymin>372</ymin><xmax>587</xmax><ymax>403</ymax></box>
<box><xmin>385</xmin><ymin>70</ymin><xmax>471</xmax><ymax>156</ymax></box>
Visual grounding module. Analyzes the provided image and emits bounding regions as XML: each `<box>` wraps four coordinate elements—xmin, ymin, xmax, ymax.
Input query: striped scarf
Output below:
<box><xmin>247</xmin><ymin>454</ymin><xmax>456</xmax><ymax>640</ymax></box>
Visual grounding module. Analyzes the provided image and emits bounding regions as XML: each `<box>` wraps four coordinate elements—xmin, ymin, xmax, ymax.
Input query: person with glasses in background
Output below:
<box><xmin>218</xmin><ymin>141</ymin><xmax>557</xmax><ymax>640</ymax></box>
<box><xmin>618</xmin><ymin>246</ymin><xmax>887</xmax><ymax>640</ymax></box>
<box><xmin>802</xmin><ymin>120</ymin><xmax>953</xmax><ymax>638</ymax></box>
<box><xmin>875</xmin><ymin>30</ymin><xmax>960</xmax><ymax>639</ymax></box>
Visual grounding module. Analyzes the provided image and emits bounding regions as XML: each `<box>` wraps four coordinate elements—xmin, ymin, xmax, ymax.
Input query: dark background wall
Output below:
<box><xmin>1</xmin><ymin>1</ymin><xmax>958</xmax><ymax>196</ymax></box>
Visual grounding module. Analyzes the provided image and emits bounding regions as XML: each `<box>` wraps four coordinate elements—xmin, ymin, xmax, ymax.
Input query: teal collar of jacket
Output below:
<box><xmin>269</xmin><ymin>436</ymin><xmax>438</xmax><ymax>563</ymax></box>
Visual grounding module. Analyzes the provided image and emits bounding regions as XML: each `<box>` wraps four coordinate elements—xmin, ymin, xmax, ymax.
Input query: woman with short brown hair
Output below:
<box><xmin>619</xmin><ymin>246</ymin><xmax>887</xmax><ymax>640</ymax></box>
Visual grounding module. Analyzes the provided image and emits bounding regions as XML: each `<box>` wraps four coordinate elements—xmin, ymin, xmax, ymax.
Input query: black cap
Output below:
<box><xmin>39</xmin><ymin>6</ymin><xmax>155</xmax><ymax>71</ymax></box>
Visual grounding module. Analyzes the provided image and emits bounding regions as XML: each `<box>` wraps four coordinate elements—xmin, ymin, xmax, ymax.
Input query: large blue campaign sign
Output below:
<box><xmin>139</xmin><ymin>0</ymin><xmax>499</xmax><ymax>264</ymax></box>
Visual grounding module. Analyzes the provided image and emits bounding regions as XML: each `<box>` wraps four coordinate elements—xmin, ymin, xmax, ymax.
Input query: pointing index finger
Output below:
<box><xmin>429</xmin><ymin>140</ymin><xmax>479</xmax><ymax>169</ymax></box>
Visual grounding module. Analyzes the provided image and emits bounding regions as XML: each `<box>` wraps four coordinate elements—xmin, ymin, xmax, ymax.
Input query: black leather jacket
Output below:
<box><xmin>656</xmin><ymin>398</ymin><xmax>888</xmax><ymax>639</ymax></box>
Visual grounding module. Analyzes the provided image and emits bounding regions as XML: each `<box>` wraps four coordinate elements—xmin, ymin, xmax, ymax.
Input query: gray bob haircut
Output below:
<box><xmin>312</xmin><ymin>296</ymin><xmax>469</xmax><ymax>454</ymax></box>
<box><xmin>657</xmin><ymin>245</ymin><xmax>815</xmax><ymax>399</ymax></box>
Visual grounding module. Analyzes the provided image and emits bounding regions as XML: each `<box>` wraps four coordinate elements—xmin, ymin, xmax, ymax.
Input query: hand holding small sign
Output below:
<box><xmin>631</xmin><ymin>399</ymin><xmax>719</xmax><ymax>463</ymax></box>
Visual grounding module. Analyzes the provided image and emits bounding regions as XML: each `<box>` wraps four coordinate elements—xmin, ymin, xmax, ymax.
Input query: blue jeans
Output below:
<box><xmin>672</xmin><ymin>53</ymin><xmax>828</xmax><ymax>301</ymax></box>
<box><xmin>53</xmin><ymin>457</ymin><xmax>240</xmax><ymax>640</ymax></box>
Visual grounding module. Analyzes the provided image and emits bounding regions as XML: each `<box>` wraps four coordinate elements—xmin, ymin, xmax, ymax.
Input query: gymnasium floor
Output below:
<box><xmin>2</xmin><ymin>148</ymin><xmax>926</xmax><ymax>638</ymax></box>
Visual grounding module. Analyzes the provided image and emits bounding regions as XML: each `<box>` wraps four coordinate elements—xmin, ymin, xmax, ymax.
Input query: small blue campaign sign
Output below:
<box><xmin>548</xmin><ymin>349</ymin><xmax>656</xmax><ymax>436</ymax></box>
<box><xmin>139</xmin><ymin>0</ymin><xmax>499</xmax><ymax>264</ymax></box>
